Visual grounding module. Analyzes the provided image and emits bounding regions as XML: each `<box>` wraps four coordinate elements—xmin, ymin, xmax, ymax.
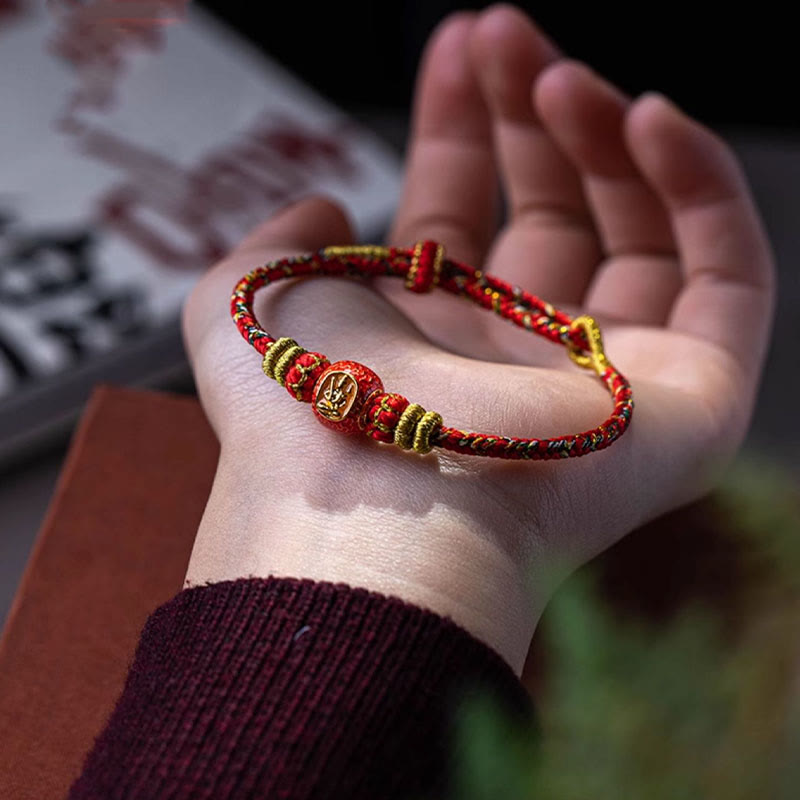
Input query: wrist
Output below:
<box><xmin>185</xmin><ymin>445</ymin><xmax>539</xmax><ymax>674</ymax></box>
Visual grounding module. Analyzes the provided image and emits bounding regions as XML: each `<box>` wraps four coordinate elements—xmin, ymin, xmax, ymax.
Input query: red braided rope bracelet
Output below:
<box><xmin>231</xmin><ymin>241</ymin><xmax>633</xmax><ymax>460</ymax></box>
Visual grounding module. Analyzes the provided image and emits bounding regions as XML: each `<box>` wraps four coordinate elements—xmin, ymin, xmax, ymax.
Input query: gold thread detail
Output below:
<box><xmin>371</xmin><ymin>396</ymin><xmax>397</xmax><ymax>434</ymax></box>
<box><xmin>394</xmin><ymin>403</ymin><xmax>425</xmax><ymax>450</ymax></box>
<box><xmin>405</xmin><ymin>241</ymin><xmax>424</xmax><ymax>289</ymax></box>
<box><xmin>431</xmin><ymin>243</ymin><xmax>444</xmax><ymax>287</ymax></box>
<box><xmin>273</xmin><ymin>345</ymin><xmax>307</xmax><ymax>386</ymax></box>
<box><xmin>567</xmin><ymin>315</ymin><xmax>609</xmax><ymax>375</ymax></box>
<box><xmin>323</xmin><ymin>245</ymin><xmax>391</xmax><ymax>259</ymax></box>
<box><xmin>412</xmin><ymin>410</ymin><xmax>443</xmax><ymax>454</ymax></box>
<box><xmin>262</xmin><ymin>337</ymin><xmax>298</xmax><ymax>380</ymax></box>
<box><xmin>287</xmin><ymin>354</ymin><xmax>327</xmax><ymax>401</ymax></box>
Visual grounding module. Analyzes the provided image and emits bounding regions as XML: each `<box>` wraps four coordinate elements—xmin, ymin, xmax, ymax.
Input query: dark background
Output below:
<box><xmin>201</xmin><ymin>1</ymin><xmax>794</xmax><ymax>132</ymax></box>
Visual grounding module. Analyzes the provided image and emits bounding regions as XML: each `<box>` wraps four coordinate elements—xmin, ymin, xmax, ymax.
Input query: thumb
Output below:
<box><xmin>183</xmin><ymin>195</ymin><xmax>355</xmax><ymax>351</ymax></box>
<box><xmin>234</xmin><ymin>195</ymin><xmax>356</xmax><ymax>259</ymax></box>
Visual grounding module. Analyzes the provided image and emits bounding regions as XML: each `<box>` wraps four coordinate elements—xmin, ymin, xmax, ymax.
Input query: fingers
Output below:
<box><xmin>534</xmin><ymin>61</ymin><xmax>683</xmax><ymax>324</ymax></box>
<box><xmin>389</xmin><ymin>12</ymin><xmax>496</xmax><ymax>265</ymax></box>
<box><xmin>182</xmin><ymin>196</ymin><xmax>355</xmax><ymax>357</ymax></box>
<box><xmin>468</xmin><ymin>5</ymin><xmax>601</xmax><ymax>303</ymax></box>
<box><xmin>625</xmin><ymin>94</ymin><xmax>776</xmax><ymax>372</ymax></box>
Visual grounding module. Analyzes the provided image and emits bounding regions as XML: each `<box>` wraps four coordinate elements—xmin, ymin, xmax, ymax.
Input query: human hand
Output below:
<box><xmin>181</xmin><ymin>6</ymin><xmax>775</xmax><ymax>674</ymax></box>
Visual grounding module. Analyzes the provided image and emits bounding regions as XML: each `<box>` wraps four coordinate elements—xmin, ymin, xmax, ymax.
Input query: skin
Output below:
<box><xmin>181</xmin><ymin>5</ymin><xmax>776</xmax><ymax>675</ymax></box>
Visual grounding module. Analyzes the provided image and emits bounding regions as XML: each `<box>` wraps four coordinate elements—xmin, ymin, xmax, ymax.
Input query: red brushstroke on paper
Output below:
<box><xmin>87</xmin><ymin>115</ymin><xmax>359</xmax><ymax>269</ymax></box>
<box><xmin>48</xmin><ymin>0</ymin><xmax>362</xmax><ymax>271</ymax></box>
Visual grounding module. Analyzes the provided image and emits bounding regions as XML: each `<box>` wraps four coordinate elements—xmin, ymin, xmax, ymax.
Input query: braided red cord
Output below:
<box><xmin>231</xmin><ymin>243</ymin><xmax>633</xmax><ymax>460</ymax></box>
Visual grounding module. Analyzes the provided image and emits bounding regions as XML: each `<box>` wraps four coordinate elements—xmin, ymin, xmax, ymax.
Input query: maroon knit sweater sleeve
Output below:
<box><xmin>68</xmin><ymin>577</ymin><xmax>533</xmax><ymax>799</ymax></box>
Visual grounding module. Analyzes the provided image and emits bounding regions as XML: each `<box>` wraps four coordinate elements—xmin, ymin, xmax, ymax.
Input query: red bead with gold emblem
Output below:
<box><xmin>311</xmin><ymin>360</ymin><xmax>384</xmax><ymax>434</ymax></box>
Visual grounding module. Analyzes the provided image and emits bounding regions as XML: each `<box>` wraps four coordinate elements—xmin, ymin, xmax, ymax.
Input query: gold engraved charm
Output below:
<box><xmin>315</xmin><ymin>371</ymin><xmax>357</xmax><ymax>422</ymax></box>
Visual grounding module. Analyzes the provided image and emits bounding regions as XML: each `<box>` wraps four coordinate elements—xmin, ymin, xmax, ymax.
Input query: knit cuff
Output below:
<box><xmin>68</xmin><ymin>577</ymin><xmax>533</xmax><ymax>799</ymax></box>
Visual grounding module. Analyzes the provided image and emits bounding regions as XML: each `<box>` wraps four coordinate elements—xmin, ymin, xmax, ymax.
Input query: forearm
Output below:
<box><xmin>186</xmin><ymin>447</ymin><xmax>540</xmax><ymax>674</ymax></box>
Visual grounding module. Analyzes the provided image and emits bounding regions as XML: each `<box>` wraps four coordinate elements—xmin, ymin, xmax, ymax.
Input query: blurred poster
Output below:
<box><xmin>0</xmin><ymin>1</ymin><xmax>400</xmax><ymax>398</ymax></box>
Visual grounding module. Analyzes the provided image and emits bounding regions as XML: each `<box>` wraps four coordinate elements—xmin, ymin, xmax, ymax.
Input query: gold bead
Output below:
<box><xmin>262</xmin><ymin>337</ymin><xmax>299</xmax><ymax>380</ymax></box>
<box><xmin>412</xmin><ymin>411</ymin><xmax>443</xmax><ymax>454</ymax></box>
<box><xmin>273</xmin><ymin>345</ymin><xmax>307</xmax><ymax>386</ymax></box>
<box><xmin>394</xmin><ymin>403</ymin><xmax>425</xmax><ymax>450</ymax></box>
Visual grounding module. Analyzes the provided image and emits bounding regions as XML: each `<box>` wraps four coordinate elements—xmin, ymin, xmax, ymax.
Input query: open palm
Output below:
<box><xmin>183</xmin><ymin>7</ymin><xmax>775</xmax><ymax>671</ymax></box>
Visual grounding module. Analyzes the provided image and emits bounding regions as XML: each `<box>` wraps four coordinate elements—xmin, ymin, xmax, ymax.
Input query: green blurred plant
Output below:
<box><xmin>452</xmin><ymin>457</ymin><xmax>800</xmax><ymax>800</ymax></box>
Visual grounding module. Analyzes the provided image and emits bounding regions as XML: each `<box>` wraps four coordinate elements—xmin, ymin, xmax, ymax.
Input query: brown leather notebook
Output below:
<box><xmin>0</xmin><ymin>386</ymin><xmax>219</xmax><ymax>800</ymax></box>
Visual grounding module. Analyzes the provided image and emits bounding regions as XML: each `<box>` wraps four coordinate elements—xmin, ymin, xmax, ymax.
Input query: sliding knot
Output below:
<box><xmin>405</xmin><ymin>241</ymin><xmax>445</xmax><ymax>293</ymax></box>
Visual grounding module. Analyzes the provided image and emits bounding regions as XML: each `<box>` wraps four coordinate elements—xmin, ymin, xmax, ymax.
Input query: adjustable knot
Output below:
<box><xmin>405</xmin><ymin>240</ymin><xmax>445</xmax><ymax>293</ymax></box>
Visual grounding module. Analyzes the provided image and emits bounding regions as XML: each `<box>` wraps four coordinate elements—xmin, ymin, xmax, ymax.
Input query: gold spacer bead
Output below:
<box><xmin>262</xmin><ymin>337</ymin><xmax>299</xmax><ymax>380</ymax></box>
<box><xmin>394</xmin><ymin>403</ymin><xmax>425</xmax><ymax>450</ymax></box>
<box><xmin>273</xmin><ymin>344</ymin><xmax>307</xmax><ymax>386</ymax></box>
<box><xmin>412</xmin><ymin>410</ymin><xmax>443</xmax><ymax>454</ymax></box>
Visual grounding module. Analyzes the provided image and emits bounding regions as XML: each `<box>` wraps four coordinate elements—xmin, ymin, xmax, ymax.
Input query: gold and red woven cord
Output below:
<box><xmin>231</xmin><ymin>241</ymin><xmax>633</xmax><ymax>460</ymax></box>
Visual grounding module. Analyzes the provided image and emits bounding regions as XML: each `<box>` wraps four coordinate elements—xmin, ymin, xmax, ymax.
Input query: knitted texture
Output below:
<box><xmin>68</xmin><ymin>577</ymin><xmax>533</xmax><ymax>799</ymax></box>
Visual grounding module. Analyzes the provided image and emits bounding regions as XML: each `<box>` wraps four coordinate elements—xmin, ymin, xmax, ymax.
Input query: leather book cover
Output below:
<box><xmin>0</xmin><ymin>386</ymin><xmax>219</xmax><ymax>800</ymax></box>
